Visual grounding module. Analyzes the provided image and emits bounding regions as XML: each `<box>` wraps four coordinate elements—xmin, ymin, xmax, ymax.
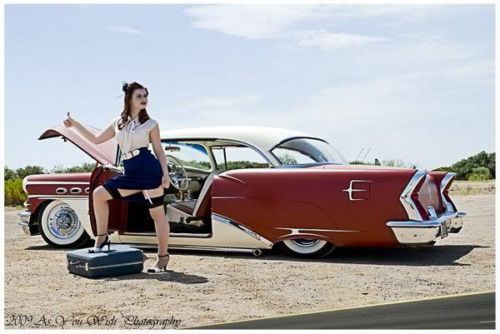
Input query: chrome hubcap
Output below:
<box><xmin>48</xmin><ymin>206</ymin><xmax>80</xmax><ymax>239</ymax></box>
<box><xmin>290</xmin><ymin>238</ymin><xmax>321</xmax><ymax>247</ymax></box>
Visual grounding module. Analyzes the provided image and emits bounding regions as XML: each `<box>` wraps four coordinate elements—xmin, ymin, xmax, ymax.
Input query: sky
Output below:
<box><xmin>5</xmin><ymin>4</ymin><xmax>495</xmax><ymax>171</ymax></box>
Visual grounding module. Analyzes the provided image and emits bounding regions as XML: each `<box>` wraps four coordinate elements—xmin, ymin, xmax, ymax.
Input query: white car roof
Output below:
<box><xmin>160</xmin><ymin>125</ymin><xmax>321</xmax><ymax>152</ymax></box>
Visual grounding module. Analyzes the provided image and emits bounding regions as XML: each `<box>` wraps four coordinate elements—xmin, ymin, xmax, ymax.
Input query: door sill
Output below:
<box><xmin>120</xmin><ymin>232</ymin><xmax>212</xmax><ymax>238</ymax></box>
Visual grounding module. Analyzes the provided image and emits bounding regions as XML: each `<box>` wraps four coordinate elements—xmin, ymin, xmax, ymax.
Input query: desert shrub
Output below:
<box><xmin>4</xmin><ymin>163</ymin><xmax>95</xmax><ymax>207</ymax></box>
<box><xmin>451</xmin><ymin>151</ymin><xmax>495</xmax><ymax>180</ymax></box>
<box><xmin>5</xmin><ymin>178</ymin><xmax>26</xmax><ymax>207</ymax></box>
<box><xmin>468</xmin><ymin>167</ymin><xmax>492</xmax><ymax>181</ymax></box>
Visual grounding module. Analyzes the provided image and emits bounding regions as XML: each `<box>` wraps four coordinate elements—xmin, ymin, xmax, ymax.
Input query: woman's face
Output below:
<box><xmin>130</xmin><ymin>88</ymin><xmax>148</xmax><ymax>111</ymax></box>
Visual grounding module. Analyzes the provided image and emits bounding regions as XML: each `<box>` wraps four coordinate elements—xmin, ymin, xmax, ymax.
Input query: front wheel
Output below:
<box><xmin>276</xmin><ymin>238</ymin><xmax>336</xmax><ymax>258</ymax></box>
<box><xmin>39</xmin><ymin>200</ymin><xmax>91</xmax><ymax>248</ymax></box>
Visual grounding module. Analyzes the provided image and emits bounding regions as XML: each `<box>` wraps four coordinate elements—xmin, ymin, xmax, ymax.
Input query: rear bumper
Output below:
<box><xmin>386</xmin><ymin>211</ymin><xmax>466</xmax><ymax>245</ymax></box>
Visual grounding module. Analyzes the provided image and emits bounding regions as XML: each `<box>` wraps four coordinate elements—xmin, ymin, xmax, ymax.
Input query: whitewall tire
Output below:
<box><xmin>39</xmin><ymin>200</ymin><xmax>91</xmax><ymax>248</ymax></box>
<box><xmin>277</xmin><ymin>238</ymin><xmax>336</xmax><ymax>258</ymax></box>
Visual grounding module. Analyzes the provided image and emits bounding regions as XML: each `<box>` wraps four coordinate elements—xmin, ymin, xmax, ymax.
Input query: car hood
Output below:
<box><xmin>38</xmin><ymin>124</ymin><xmax>117</xmax><ymax>165</ymax></box>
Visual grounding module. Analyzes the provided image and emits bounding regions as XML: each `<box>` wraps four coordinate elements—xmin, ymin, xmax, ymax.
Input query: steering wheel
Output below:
<box><xmin>166</xmin><ymin>154</ymin><xmax>189</xmax><ymax>191</ymax></box>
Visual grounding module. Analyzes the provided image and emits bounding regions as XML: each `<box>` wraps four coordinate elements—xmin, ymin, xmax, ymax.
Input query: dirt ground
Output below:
<box><xmin>3</xmin><ymin>191</ymin><xmax>495</xmax><ymax>329</ymax></box>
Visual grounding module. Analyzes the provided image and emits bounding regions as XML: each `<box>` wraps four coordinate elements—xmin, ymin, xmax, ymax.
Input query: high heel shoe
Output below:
<box><xmin>88</xmin><ymin>233</ymin><xmax>111</xmax><ymax>253</ymax></box>
<box><xmin>147</xmin><ymin>253</ymin><xmax>170</xmax><ymax>273</ymax></box>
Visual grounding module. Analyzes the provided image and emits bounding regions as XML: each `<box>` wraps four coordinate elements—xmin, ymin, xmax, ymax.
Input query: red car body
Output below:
<box><xmin>18</xmin><ymin>123</ymin><xmax>465</xmax><ymax>257</ymax></box>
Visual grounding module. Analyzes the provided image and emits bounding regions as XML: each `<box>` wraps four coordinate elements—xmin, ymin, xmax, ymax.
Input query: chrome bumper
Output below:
<box><xmin>386</xmin><ymin>211</ymin><xmax>466</xmax><ymax>245</ymax></box>
<box><xmin>17</xmin><ymin>210</ymin><xmax>32</xmax><ymax>235</ymax></box>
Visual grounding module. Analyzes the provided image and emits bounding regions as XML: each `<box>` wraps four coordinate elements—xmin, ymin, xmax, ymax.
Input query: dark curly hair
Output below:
<box><xmin>117</xmin><ymin>81</ymin><xmax>150</xmax><ymax>130</ymax></box>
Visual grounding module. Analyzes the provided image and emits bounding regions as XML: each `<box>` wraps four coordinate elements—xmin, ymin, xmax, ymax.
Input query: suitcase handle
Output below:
<box><xmin>69</xmin><ymin>260</ymin><xmax>88</xmax><ymax>271</ymax></box>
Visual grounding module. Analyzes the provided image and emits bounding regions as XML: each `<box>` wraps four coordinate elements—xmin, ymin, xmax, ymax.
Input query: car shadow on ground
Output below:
<box><xmin>26</xmin><ymin>244</ymin><xmax>486</xmax><ymax>267</ymax></box>
<box><xmin>149</xmin><ymin>245</ymin><xmax>486</xmax><ymax>267</ymax></box>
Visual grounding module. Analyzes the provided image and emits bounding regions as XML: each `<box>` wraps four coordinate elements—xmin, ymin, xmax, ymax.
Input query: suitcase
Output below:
<box><xmin>67</xmin><ymin>244</ymin><xmax>145</xmax><ymax>278</ymax></box>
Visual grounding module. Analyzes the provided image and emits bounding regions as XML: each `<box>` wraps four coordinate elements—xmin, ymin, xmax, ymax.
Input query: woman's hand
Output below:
<box><xmin>161</xmin><ymin>175</ymin><xmax>171</xmax><ymax>189</ymax></box>
<box><xmin>63</xmin><ymin>111</ymin><xmax>78</xmax><ymax>128</ymax></box>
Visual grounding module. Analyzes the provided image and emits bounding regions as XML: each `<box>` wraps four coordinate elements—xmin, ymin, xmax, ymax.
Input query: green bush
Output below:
<box><xmin>350</xmin><ymin>159</ymin><xmax>417</xmax><ymax>168</ymax></box>
<box><xmin>4</xmin><ymin>163</ymin><xmax>95</xmax><ymax>207</ymax></box>
<box><xmin>467</xmin><ymin>167</ymin><xmax>492</xmax><ymax>181</ymax></box>
<box><xmin>5</xmin><ymin>178</ymin><xmax>26</xmax><ymax>207</ymax></box>
<box><xmin>450</xmin><ymin>151</ymin><xmax>495</xmax><ymax>180</ymax></box>
<box><xmin>350</xmin><ymin>160</ymin><xmax>371</xmax><ymax>165</ymax></box>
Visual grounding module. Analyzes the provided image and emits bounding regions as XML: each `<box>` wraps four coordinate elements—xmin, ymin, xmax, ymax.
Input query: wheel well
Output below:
<box><xmin>26</xmin><ymin>200</ymin><xmax>52</xmax><ymax>235</ymax></box>
<box><xmin>275</xmin><ymin>234</ymin><xmax>331</xmax><ymax>244</ymax></box>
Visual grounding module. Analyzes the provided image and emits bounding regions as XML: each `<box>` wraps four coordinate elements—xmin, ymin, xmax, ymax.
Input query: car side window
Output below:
<box><xmin>211</xmin><ymin>145</ymin><xmax>270</xmax><ymax>171</ymax></box>
<box><xmin>161</xmin><ymin>142</ymin><xmax>212</xmax><ymax>171</ymax></box>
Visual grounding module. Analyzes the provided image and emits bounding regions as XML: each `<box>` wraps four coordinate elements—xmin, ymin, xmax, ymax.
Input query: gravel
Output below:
<box><xmin>4</xmin><ymin>193</ymin><xmax>494</xmax><ymax>329</ymax></box>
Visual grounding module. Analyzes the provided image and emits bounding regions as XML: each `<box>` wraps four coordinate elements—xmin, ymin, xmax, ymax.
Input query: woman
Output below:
<box><xmin>63</xmin><ymin>81</ymin><xmax>171</xmax><ymax>273</ymax></box>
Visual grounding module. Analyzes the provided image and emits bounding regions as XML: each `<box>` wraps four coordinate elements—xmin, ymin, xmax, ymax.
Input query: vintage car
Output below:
<box><xmin>18</xmin><ymin>123</ymin><xmax>466</xmax><ymax>257</ymax></box>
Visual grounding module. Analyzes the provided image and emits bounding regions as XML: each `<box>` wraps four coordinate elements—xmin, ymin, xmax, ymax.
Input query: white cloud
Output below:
<box><xmin>324</xmin><ymin>5</ymin><xmax>438</xmax><ymax>20</ymax></box>
<box><xmin>290</xmin><ymin>30</ymin><xmax>389</xmax><ymax>50</ymax></box>
<box><xmin>184</xmin><ymin>5</ymin><xmax>387</xmax><ymax>49</ymax></box>
<box><xmin>184</xmin><ymin>5</ymin><xmax>319</xmax><ymax>39</ymax></box>
<box><xmin>108</xmin><ymin>25</ymin><xmax>142</xmax><ymax>34</ymax></box>
<box><xmin>286</xmin><ymin>57</ymin><xmax>494</xmax><ymax>168</ymax></box>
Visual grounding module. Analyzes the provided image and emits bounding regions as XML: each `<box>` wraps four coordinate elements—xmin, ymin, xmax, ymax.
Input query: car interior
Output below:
<box><xmin>117</xmin><ymin>139</ymin><xmax>273</xmax><ymax>237</ymax></box>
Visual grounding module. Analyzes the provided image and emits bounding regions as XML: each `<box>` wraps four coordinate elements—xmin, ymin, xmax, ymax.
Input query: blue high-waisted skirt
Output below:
<box><xmin>104</xmin><ymin>147</ymin><xmax>163</xmax><ymax>191</ymax></box>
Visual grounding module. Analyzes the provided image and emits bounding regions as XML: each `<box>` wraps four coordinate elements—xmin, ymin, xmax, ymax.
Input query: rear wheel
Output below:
<box><xmin>277</xmin><ymin>238</ymin><xmax>336</xmax><ymax>258</ymax></box>
<box><xmin>39</xmin><ymin>200</ymin><xmax>91</xmax><ymax>248</ymax></box>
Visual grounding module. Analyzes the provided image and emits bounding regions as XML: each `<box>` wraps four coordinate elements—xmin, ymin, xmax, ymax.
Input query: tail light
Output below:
<box><xmin>410</xmin><ymin>175</ymin><xmax>430</xmax><ymax>220</ymax></box>
<box><xmin>440</xmin><ymin>172</ymin><xmax>457</xmax><ymax>212</ymax></box>
<box><xmin>400</xmin><ymin>170</ymin><xmax>429</xmax><ymax>221</ymax></box>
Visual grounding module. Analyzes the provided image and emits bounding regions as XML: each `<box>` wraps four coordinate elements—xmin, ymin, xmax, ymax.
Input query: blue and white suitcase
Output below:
<box><xmin>67</xmin><ymin>245</ymin><xmax>145</xmax><ymax>278</ymax></box>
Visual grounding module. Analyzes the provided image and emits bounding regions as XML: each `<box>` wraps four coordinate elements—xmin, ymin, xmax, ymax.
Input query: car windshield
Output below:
<box><xmin>271</xmin><ymin>137</ymin><xmax>348</xmax><ymax>166</ymax></box>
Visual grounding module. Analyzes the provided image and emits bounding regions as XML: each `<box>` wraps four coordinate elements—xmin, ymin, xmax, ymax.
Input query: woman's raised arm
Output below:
<box><xmin>63</xmin><ymin>111</ymin><xmax>116</xmax><ymax>144</ymax></box>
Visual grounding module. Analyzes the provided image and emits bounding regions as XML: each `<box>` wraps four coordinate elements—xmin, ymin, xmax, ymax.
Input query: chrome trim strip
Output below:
<box><xmin>27</xmin><ymin>195</ymin><xmax>88</xmax><ymax>199</ymax></box>
<box><xmin>117</xmin><ymin>243</ymin><xmax>263</xmax><ymax>254</ymax></box>
<box><xmin>169</xmin><ymin>245</ymin><xmax>262</xmax><ymax>254</ymax></box>
<box><xmin>400</xmin><ymin>169</ymin><xmax>427</xmax><ymax>221</ymax></box>
<box><xmin>171</xmin><ymin>233</ymin><xmax>211</xmax><ymax>238</ymax></box>
<box><xmin>212</xmin><ymin>213</ymin><xmax>274</xmax><ymax>248</ymax></box>
<box><xmin>274</xmin><ymin>227</ymin><xmax>359</xmax><ymax>233</ymax></box>
<box><xmin>24</xmin><ymin>181</ymin><xmax>90</xmax><ymax>185</ymax></box>
<box><xmin>121</xmin><ymin>232</ymin><xmax>212</xmax><ymax>238</ymax></box>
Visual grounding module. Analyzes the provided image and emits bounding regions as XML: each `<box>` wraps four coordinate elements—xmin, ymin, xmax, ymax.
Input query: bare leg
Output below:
<box><xmin>146</xmin><ymin>185</ymin><xmax>170</xmax><ymax>270</ymax></box>
<box><xmin>149</xmin><ymin>205</ymin><xmax>170</xmax><ymax>255</ymax></box>
<box><xmin>91</xmin><ymin>186</ymin><xmax>112</xmax><ymax>248</ymax></box>
<box><xmin>92</xmin><ymin>186</ymin><xmax>142</xmax><ymax>246</ymax></box>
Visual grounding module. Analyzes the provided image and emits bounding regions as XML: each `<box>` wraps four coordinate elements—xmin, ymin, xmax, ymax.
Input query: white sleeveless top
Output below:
<box><xmin>112</xmin><ymin>115</ymin><xmax>158</xmax><ymax>154</ymax></box>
